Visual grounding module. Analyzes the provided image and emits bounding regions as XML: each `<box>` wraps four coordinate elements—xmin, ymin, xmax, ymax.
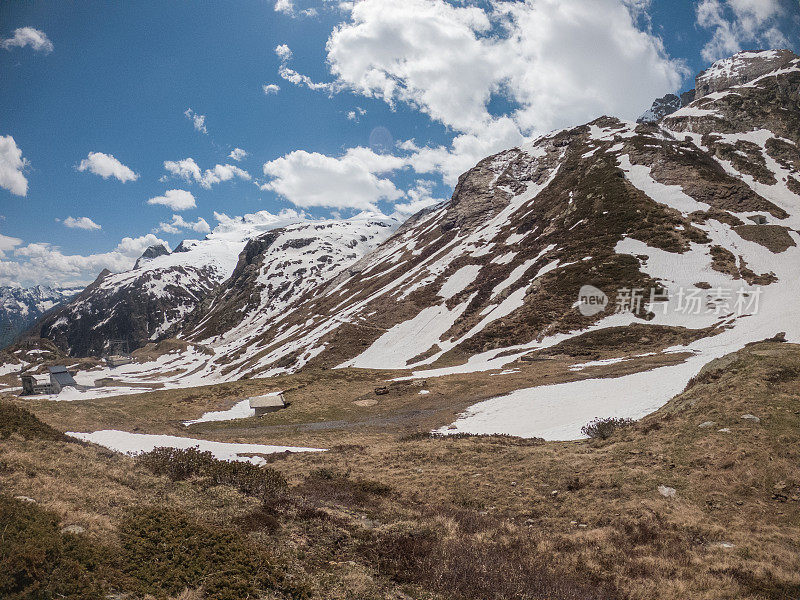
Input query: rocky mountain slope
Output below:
<box><xmin>140</xmin><ymin>49</ymin><xmax>795</xmax><ymax>383</ymax></box>
<box><xmin>637</xmin><ymin>90</ymin><xmax>695</xmax><ymax>123</ymax></box>
<box><xmin>32</xmin><ymin>212</ymin><xmax>397</xmax><ymax>357</ymax></box>
<box><xmin>0</xmin><ymin>286</ymin><xmax>78</xmax><ymax>349</ymax></box>
<box><xmin>22</xmin><ymin>50</ymin><xmax>800</xmax><ymax>396</ymax></box>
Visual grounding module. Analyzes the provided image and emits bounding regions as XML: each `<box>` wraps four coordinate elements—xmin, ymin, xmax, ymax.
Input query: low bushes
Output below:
<box><xmin>365</xmin><ymin>521</ymin><xmax>614</xmax><ymax>600</ymax></box>
<box><xmin>296</xmin><ymin>468</ymin><xmax>392</xmax><ymax>507</ymax></box>
<box><xmin>137</xmin><ymin>446</ymin><xmax>287</xmax><ymax>506</ymax></box>
<box><xmin>119</xmin><ymin>506</ymin><xmax>284</xmax><ymax>600</ymax></box>
<box><xmin>0</xmin><ymin>402</ymin><xmax>70</xmax><ymax>442</ymax></box>
<box><xmin>0</xmin><ymin>495</ymin><xmax>111</xmax><ymax>600</ymax></box>
<box><xmin>0</xmin><ymin>494</ymin><xmax>305</xmax><ymax>600</ymax></box>
<box><xmin>581</xmin><ymin>417</ymin><xmax>635</xmax><ymax>440</ymax></box>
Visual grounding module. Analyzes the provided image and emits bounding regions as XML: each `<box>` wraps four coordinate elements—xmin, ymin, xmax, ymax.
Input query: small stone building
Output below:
<box><xmin>47</xmin><ymin>366</ymin><xmax>78</xmax><ymax>393</ymax></box>
<box><xmin>20</xmin><ymin>374</ymin><xmax>55</xmax><ymax>395</ymax></box>
<box><xmin>20</xmin><ymin>365</ymin><xmax>78</xmax><ymax>395</ymax></box>
<box><xmin>249</xmin><ymin>392</ymin><xmax>287</xmax><ymax>416</ymax></box>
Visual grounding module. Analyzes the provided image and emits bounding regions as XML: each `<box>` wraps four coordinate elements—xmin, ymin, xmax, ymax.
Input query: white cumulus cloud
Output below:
<box><xmin>0</xmin><ymin>233</ymin><xmax>22</xmax><ymax>259</ymax></box>
<box><xmin>275</xmin><ymin>44</ymin><xmax>293</xmax><ymax>61</ymax></box>
<box><xmin>275</xmin><ymin>0</ymin><xmax>294</xmax><ymax>15</ymax></box>
<box><xmin>274</xmin><ymin>0</ymin><xmax>317</xmax><ymax>18</ymax></box>
<box><xmin>262</xmin><ymin>83</ymin><xmax>281</xmax><ymax>95</ymax></box>
<box><xmin>157</xmin><ymin>214</ymin><xmax>211</xmax><ymax>235</ymax></box>
<box><xmin>63</xmin><ymin>216</ymin><xmax>101</xmax><ymax>230</ymax></box>
<box><xmin>326</xmin><ymin>0</ymin><xmax>687</xmax><ymax>137</ymax></box>
<box><xmin>1</xmin><ymin>27</ymin><xmax>53</xmax><ymax>53</ymax></box>
<box><xmin>261</xmin><ymin>148</ymin><xmax>405</xmax><ymax>210</ymax></box>
<box><xmin>275</xmin><ymin>43</ymin><xmax>340</xmax><ymax>93</ymax></box>
<box><xmin>77</xmin><ymin>151</ymin><xmax>138</xmax><ymax>183</ymax></box>
<box><xmin>147</xmin><ymin>189</ymin><xmax>197</xmax><ymax>211</ymax></box>
<box><xmin>229</xmin><ymin>148</ymin><xmax>248</xmax><ymax>161</ymax></box>
<box><xmin>163</xmin><ymin>158</ymin><xmax>251</xmax><ymax>189</ymax></box>
<box><xmin>696</xmin><ymin>0</ymin><xmax>790</xmax><ymax>62</ymax></box>
<box><xmin>184</xmin><ymin>108</ymin><xmax>208</xmax><ymax>134</ymax></box>
<box><xmin>0</xmin><ymin>135</ymin><xmax>29</xmax><ymax>196</ymax></box>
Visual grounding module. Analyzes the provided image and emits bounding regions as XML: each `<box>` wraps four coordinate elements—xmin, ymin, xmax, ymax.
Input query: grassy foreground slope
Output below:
<box><xmin>1</xmin><ymin>341</ymin><xmax>798</xmax><ymax>599</ymax></box>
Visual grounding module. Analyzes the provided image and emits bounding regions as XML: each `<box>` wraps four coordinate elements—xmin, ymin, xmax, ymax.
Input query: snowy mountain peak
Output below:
<box><xmin>133</xmin><ymin>244</ymin><xmax>171</xmax><ymax>269</ymax></box>
<box><xmin>34</xmin><ymin>212</ymin><xmax>398</xmax><ymax>357</ymax></box>
<box><xmin>637</xmin><ymin>90</ymin><xmax>696</xmax><ymax>123</ymax></box>
<box><xmin>695</xmin><ymin>49</ymin><xmax>798</xmax><ymax>99</ymax></box>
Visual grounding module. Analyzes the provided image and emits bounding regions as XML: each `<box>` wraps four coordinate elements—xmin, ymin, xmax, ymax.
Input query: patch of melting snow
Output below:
<box><xmin>568</xmin><ymin>353</ymin><xmax>656</xmax><ymax>371</ymax></box>
<box><xmin>438</xmin><ymin>264</ymin><xmax>482</xmax><ymax>299</ymax></box>
<box><xmin>66</xmin><ymin>430</ymin><xmax>324</xmax><ymax>465</ymax></box>
<box><xmin>183</xmin><ymin>398</ymin><xmax>258</xmax><ymax>426</ymax></box>
<box><xmin>568</xmin><ymin>357</ymin><xmax>628</xmax><ymax>371</ymax></box>
<box><xmin>27</xmin><ymin>385</ymin><xmax>151</xmax><ymax>401</ymax></box>
<box><xmin>618</xmin><ymin>155</ymin><xmax>710</xmax><ymax>214</ymax></box>
<box><xmin>490</xmin><ymin>368</ymin><xmax>520</xmax><ymax>376</ymax></box>
<box><xmin>437</xmin><ymin>355</ymin><xmax>708</xmax><ymax>440</ymax></box>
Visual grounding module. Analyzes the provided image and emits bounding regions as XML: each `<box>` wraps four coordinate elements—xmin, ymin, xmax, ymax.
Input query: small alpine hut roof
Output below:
<box><xmin>249</xmin><ymin>392</ymin><xmax>286</xmax><ymax>409</ymax></box>
<box><xmin>48</xmin><ymin>365</ymin><xmax>77</xmax><ymax>388</ymax></box>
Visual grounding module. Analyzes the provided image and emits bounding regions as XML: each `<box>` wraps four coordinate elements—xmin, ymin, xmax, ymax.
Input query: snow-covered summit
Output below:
<box><xmin>35</xmin><ymin>210</ymin><xmax>398</xmax><ymax>357</ymax></box>
<box><xmin>695</xmin><ymin>49</ymin><xmax>798</xmax><ymax>98</ymax></box>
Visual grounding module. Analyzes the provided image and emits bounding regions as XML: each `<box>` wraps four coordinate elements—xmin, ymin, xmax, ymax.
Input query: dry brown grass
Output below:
<box><xmin>1</xmin><ymin>342</ymin><xmax>798</xmax><ymax>599</ymax></box>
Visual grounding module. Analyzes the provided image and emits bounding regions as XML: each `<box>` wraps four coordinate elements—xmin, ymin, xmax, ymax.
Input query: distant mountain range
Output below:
<box><xmin>0</xmin><ymin>286</ymin><xmax>79</xmax><ymax>349</ymax></box>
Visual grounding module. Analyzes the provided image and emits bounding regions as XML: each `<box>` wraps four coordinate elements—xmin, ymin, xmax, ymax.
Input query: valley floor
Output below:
<box><xmin>1</xmin><ymin>341</ymin><xmax>799</xmax><ymax>599</ymax></box>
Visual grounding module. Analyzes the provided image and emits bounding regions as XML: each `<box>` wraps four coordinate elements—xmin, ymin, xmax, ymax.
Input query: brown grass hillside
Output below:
<box><xmin>1</xmin><ymin>341</ymin><xmax>798</xmax><ymax>599</ymax></box>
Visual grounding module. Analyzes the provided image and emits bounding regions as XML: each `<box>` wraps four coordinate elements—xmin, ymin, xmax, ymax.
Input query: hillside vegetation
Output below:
<box><xmin>1</xmin><ymin>341</ymin><xmax>798</xmax><ymax>599</ymax></box>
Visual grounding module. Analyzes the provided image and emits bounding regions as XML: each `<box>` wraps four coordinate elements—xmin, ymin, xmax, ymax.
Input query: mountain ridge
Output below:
<box><xmin>14</xmin><ymin>50</ymin><xmax>800</xmax><ymax>403</ymax></box>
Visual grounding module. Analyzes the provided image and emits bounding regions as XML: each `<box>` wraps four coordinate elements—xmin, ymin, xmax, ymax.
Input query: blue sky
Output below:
<box><xmin>1</xmin><ymin>0</ymin><xmax>798</xmax><ymax>287</ymax></box>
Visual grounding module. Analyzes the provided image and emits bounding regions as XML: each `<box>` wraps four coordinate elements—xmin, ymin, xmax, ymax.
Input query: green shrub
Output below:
<box><xmin>0</xmin><ymin>402</ymin><xmax>69</xmax><ymax>442</ymax></box>
<box><xmin>0</xmin><ymin>495</ymin><xmax>111</xmax><ymax>599</ymax></box>
<box><xmin>137</xmin><ymin>447</ymin><xmax>287</xmax><ymax>506</ymax></box>
<box><xmin>581</xmin><ymin>417</ymin><xmax>635</xmax><ymax>440</ymax></box>
<box><xmin>119</xmin><ymin>506</ymin><xmax>280</xmax><ymax>600</ymax></box>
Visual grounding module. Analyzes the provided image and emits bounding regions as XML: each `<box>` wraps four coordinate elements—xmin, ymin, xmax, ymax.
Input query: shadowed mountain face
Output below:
<box><xmin>0</xmin><ymin>286</ymin><xmax>78</xmax><ymax>349</ymax></box>
<box><xmin>31</xmin><ymin>51</ymin><xmax>800</xmax><ymax>381</ymax></box>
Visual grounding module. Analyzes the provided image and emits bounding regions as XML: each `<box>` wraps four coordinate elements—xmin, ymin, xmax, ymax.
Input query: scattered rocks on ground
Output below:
<box><xmin>61</xmin><ymin>525</ymin><xmax>86</xmax><ymax>535</ymax></box>
<box><xmin>741</xmin><ymin>414</ymin><xmax>761</xmax><ymax>423</ymax></box>
<box><xmin>13</xmin><ymin>495</ymin><xmax>36</xmax><ymax>503</ymax></box>
<box><xmin>698</xmin><ymin>421</ymin><xmax>716</xmax><ymax>428</ymax></box>
<box><xmin>718</xmin><ymin>428</ymin><xmax>731</xmax><ymax>433</ymax></box>
<box><xmin>658</xmin><ymin>485</ymin><xmax>677</xmax><ymax>498</ymax></box>
<box><xmin>353</xmin><ymin>399</ymin><xmax>377</xmax><ymax>407</ymax></box>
